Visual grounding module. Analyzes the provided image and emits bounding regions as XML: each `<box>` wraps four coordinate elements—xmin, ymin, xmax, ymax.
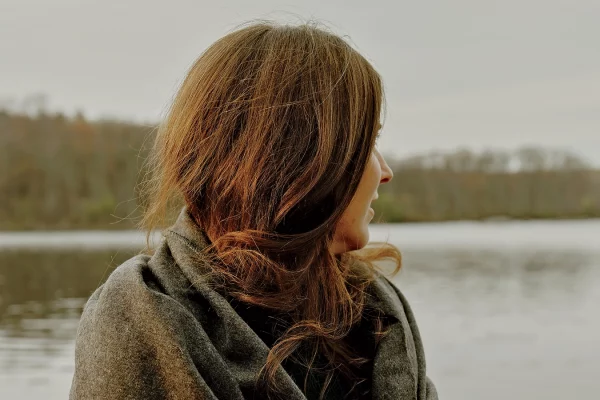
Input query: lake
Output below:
<box><xmin>1</xmin><ymin>220</ymin><xmax>599</xmax><ymax>399</ymax></box>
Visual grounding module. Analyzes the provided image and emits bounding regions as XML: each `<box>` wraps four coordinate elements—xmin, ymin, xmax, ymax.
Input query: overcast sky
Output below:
<box><xmin>1</xmin><ymin>0</ymin><xmax>599</xmax><ymax>164</ymax></box>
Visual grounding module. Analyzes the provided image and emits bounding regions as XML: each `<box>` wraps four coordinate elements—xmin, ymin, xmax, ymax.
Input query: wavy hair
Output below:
<box><xmin>138</xmin><ymin>21</ymin><xmax>401</xmax><ymax>398</ymax></box>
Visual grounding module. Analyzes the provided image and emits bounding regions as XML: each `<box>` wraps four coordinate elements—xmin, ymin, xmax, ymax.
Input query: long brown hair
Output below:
<box><xmin>138</xmin><ymin>21</ymin><xmax>401</xmax><ymax>398</ymax></box>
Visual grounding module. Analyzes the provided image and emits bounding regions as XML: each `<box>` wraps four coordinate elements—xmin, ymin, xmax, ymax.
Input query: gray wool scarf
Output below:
<box><xmin>69</xmin><ymin>207</ymin><xmax>438</xmax><ymax>399</ymax></box>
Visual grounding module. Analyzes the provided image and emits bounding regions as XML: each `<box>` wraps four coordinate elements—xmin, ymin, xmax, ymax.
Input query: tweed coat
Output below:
<box><xmin>69</xmin><ymin>207</ymin><xmax>438</xmax><ymax>399</ymax></box>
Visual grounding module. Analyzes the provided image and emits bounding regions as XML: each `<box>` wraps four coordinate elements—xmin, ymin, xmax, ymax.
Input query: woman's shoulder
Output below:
<box><xmin>373</xmin><ymin>273</ymin><xmax>412</xmax><ymax>311</ymax></box>
<box><xmin>367</xmin><ymin>272</ymin><xmax>439</xmax><ymax>399</ymax></box>
<box><xmin>88</xmin><ymin>253</ymin><xmax>152</xmax><ymax>301</ymax></box>
<box><xmin>79</xmin><ymin>245</ymin><xmax>202</xmax><ymax>331</ymax></box>
<box><xmin>366</xmin><ymin>270</ymin><xmax>426</xmax><ymax>345</ymax></box>
<box><xmin>71</xmin><ymin>248</ymin><xmax>227</xmax><ymax>399</ymax></box>
<box><xmin>70</xmin><ymin>244</ymin><xmax>306</xmax><ymax>399</ymax></box>
<box><xmin>76</xmin><ymin>254</ymin><xmax>182</xmax><ymax>342</ymax></box>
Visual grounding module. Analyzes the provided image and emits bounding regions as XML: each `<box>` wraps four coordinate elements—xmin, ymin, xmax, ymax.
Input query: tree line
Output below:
<box><xmin>376</xmin><ymin>148</ymin><xmax>599</xmax><ymax>222</ymax></box>
<box><xmin>0</xmin><ymin>109</ymin><xmax>598</xmax><ymax>230</ymax></box>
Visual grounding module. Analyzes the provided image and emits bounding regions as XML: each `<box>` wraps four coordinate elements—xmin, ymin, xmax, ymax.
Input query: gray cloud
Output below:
<box><xmin>1</xmin><ymin>0</ymin><xmax>598</xmax><ymax>164</ymax></box>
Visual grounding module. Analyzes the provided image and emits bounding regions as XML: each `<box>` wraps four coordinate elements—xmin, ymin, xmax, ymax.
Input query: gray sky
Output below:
<box><xmin>1</xmin><ymin>0</ymin><xmax>599</xmax><ymax>164</ymax></box>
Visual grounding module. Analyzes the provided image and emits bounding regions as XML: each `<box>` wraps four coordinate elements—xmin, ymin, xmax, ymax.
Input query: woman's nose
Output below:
<box><xmin>380</xmin><ymin>156</ymin><xmax>393</xmax><ymax>184</ymax></box>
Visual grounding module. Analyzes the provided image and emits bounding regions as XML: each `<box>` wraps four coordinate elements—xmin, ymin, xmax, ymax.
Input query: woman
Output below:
<box><xmin>70</xmin><ymin>22</ymin><xmax>437</xmax><ymax>400</ymax></box>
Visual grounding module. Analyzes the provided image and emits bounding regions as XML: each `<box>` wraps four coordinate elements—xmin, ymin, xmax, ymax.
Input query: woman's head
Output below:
<box><xmin>139</xmin><ymin>20</ymin><xmax>400</xmax><ymax>397</ymax></box>
<box><xmin>146</xmin><ymin>21</ymin><xmax>385</xmax><ymax>249</ymax></box>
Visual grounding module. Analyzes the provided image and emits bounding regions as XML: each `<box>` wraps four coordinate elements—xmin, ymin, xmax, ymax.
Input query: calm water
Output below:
<box><xmin>1</xmin><ymin>220</ymin><xmax>599</xmax><ymax>400</ymax></box>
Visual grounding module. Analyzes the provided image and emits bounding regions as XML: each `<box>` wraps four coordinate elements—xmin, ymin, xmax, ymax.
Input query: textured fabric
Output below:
<box><xmin>70</xmin><ymin>207</ymin><xmax>438</xmax><ymax>400</ymax></box>
<box><xmin>228</xmin><ymin>297</ymin><xmax>376</xmax><ymax>398</ymax></box>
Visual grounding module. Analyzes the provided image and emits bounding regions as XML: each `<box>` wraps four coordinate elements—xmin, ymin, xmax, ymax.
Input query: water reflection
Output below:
<box><xmin>1</xmin><ymin>236</ymin><xmax>599</xmax><ymax>399</ymax></box>
<box><xmin>395</xmin><ymin>248</ymin><xmax>599</xmax><ymax>399</ymax></box>
<box><xmin>398</xmin><ymin>249</ymin><xmax>593</xmax><ymax>300</ymax></box>
<box><xmin>0</xmin><ymin>249</ymin><xmax>139</xmax><ymax>399</ymax></box>
<box><xmin>0</xmin><ymin>249</ymin><xmax>138</xmax><ymax>334</ymax></box>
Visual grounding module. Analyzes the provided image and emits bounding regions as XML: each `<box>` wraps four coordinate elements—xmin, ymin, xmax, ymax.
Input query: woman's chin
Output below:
<box><xmin>351</xmin><ymin>228</ymin><xmax>370</xmax><ymax>251</ymax></box>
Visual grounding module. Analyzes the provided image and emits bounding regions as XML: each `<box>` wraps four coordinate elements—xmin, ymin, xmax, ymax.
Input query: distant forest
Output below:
<box><xmin>1</xmin><ymin>109</ymin><xmax>599</xmax><ymax>230</ymax></box>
